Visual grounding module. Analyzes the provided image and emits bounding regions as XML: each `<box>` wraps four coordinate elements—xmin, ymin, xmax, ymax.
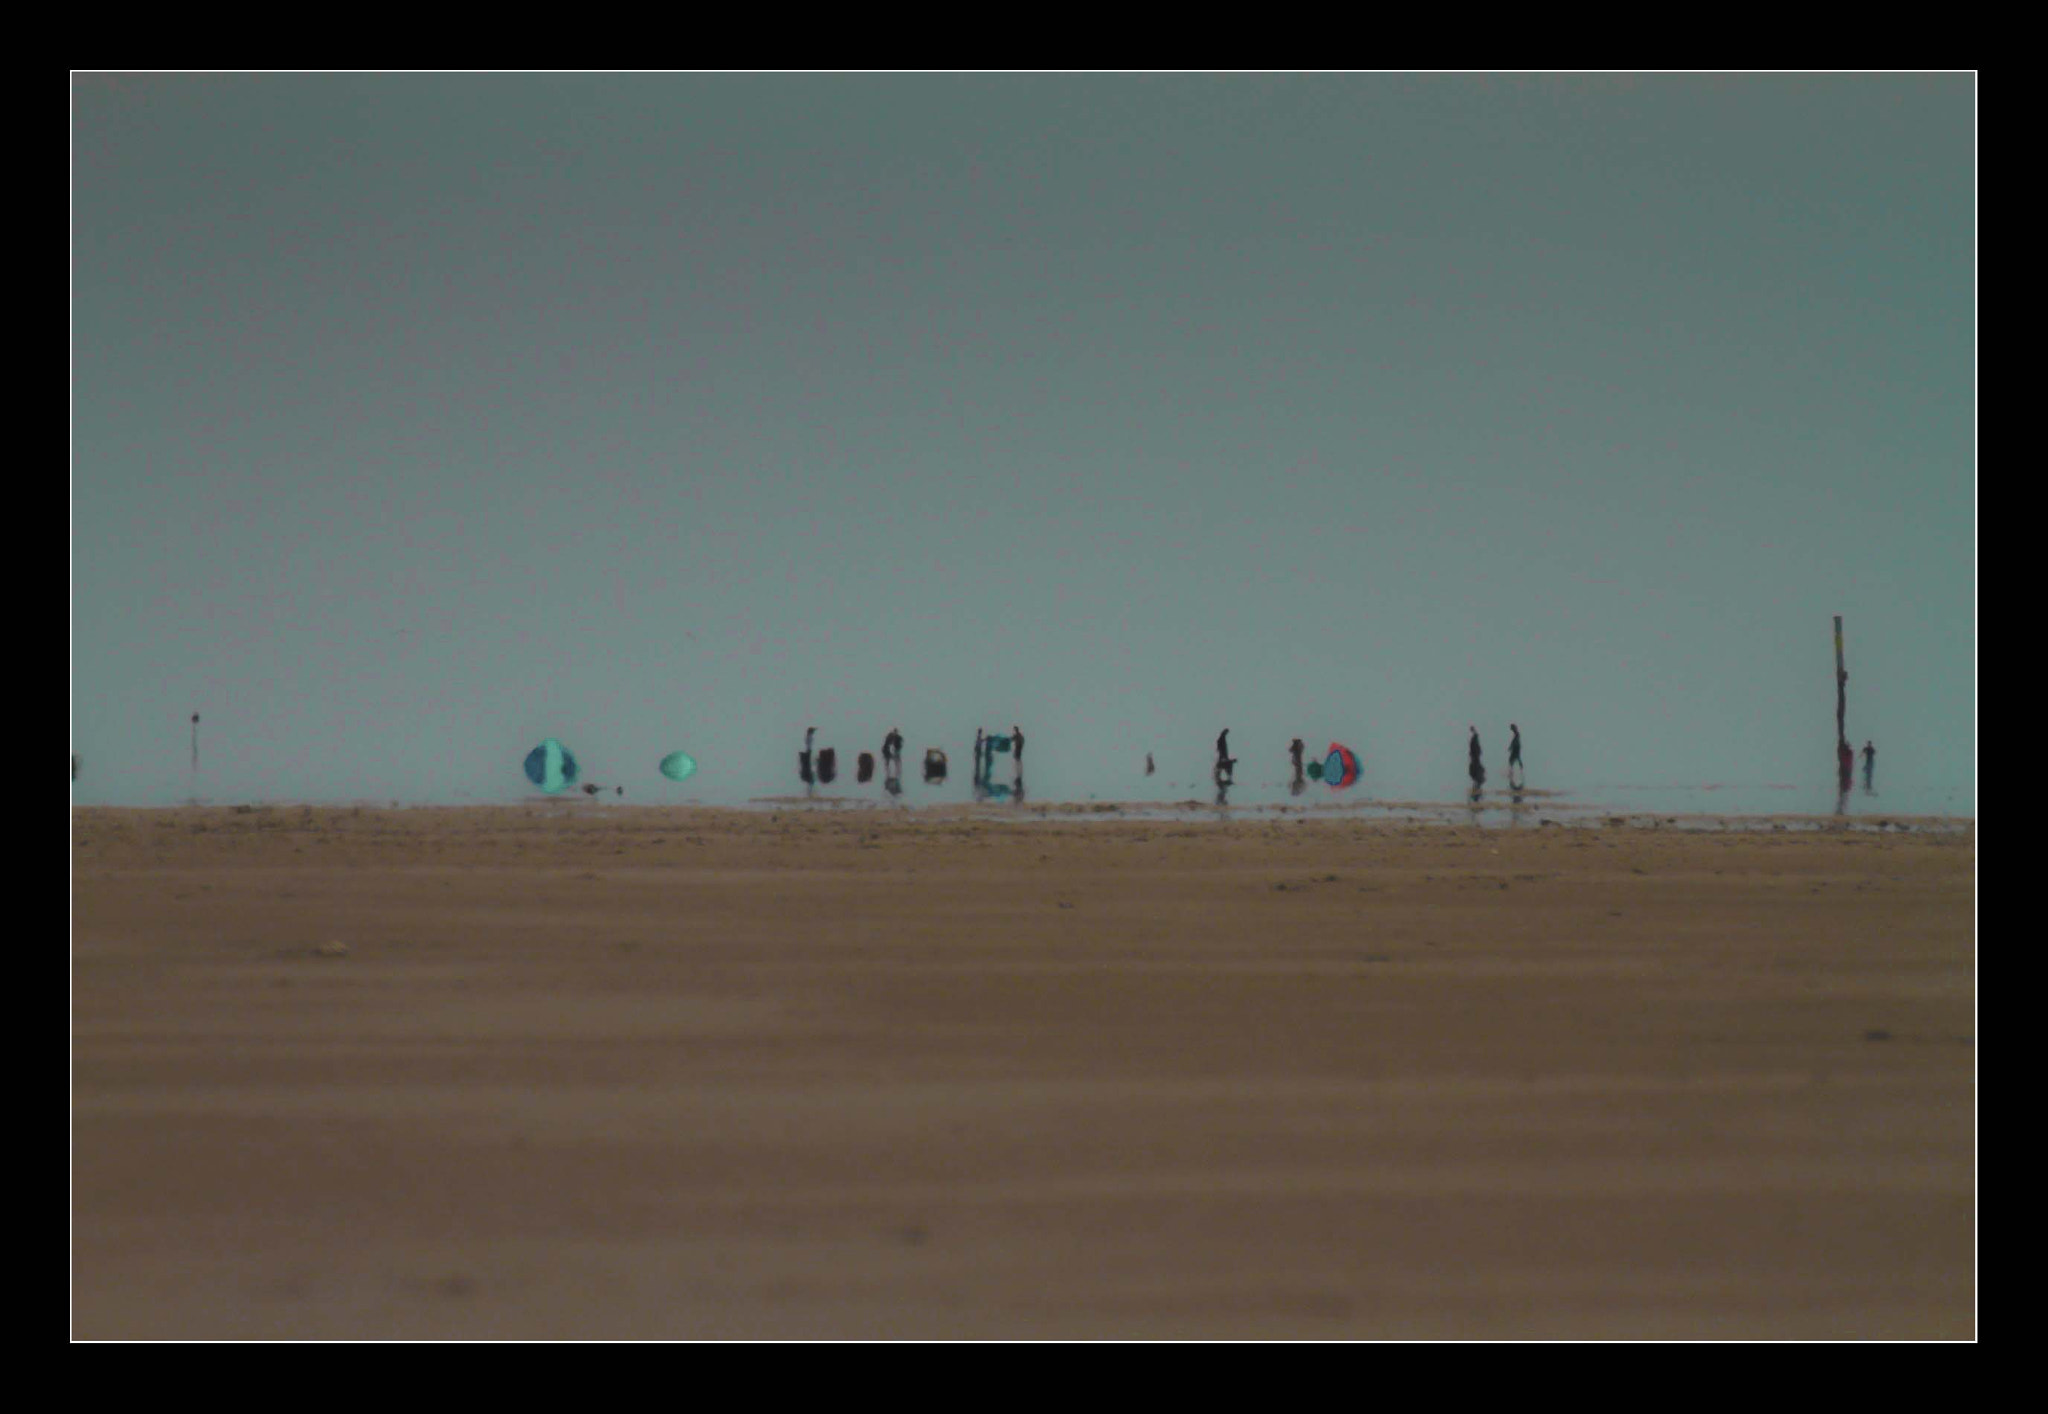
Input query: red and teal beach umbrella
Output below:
<box><xmin>1322</xmin><ymin>743</ymin><xmax>1360</xmax><ymax>790</ymax></box>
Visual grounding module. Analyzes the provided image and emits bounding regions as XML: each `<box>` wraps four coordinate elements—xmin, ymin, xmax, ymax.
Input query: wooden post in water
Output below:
<box><xmin>1833</xmin><ymin>617</ymin><xmax>1847</xmax><ymax>751</ymax></box>
<box><xmin>1832</xmin><ymin>616</ymin><xmax>1854</xmax><ymax>802</ymax></box>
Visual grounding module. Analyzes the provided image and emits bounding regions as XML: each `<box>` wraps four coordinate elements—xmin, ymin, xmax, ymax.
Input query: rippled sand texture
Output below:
<box><xmin>73</xmin><ymin>806</ymin><xmax>1975</xmax><ymax>1339</ymax></box>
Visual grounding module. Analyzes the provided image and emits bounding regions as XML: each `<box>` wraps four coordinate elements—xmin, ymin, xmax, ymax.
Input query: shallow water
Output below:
<box><xmin>101</xmin><ymin>767</ymin><xmax>1970</xmax><ymax>829</ymax></box>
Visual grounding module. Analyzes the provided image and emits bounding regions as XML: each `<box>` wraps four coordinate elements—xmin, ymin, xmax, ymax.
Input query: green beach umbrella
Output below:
<box><xmin>523</xmin><ymin>738</ymin><xmax>579</xmax><ymax>794</ymax></box>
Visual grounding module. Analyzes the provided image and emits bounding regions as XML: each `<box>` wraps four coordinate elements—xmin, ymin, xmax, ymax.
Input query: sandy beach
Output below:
<box><xmin>71</xmin><ymin>805</ymin><xmax>1975</xmax><ymax>1339</ymax></box>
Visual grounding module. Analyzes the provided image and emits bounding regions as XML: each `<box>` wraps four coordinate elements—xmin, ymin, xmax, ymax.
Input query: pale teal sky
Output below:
<box><xmin>71</xmin><ymin>74</ymin><xmax>1975</xmax><ymax>812</ymax></box>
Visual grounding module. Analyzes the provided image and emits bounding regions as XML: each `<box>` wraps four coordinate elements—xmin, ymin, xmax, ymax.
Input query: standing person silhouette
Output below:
<box><xmin>1215</xmin><ymin>728</ymin><xmax>1234</xmax><ymax>782</ymax></box>
<box><xmin>1508</xmin><ymin>723</ymin><xmax>1523</xmax><ymax>787</ymax></box>
<box><xmin>883</xmin><ymin>727</ymin><xmax>903</xmax><ymax>772</ymax></box>
<box><xmin>1011</xmin><ymin>724</ymin><xmax>1025</xmax><ymax>768</ymax></box>
<box><xmin>1862</xmin><ymin>740</ymin><xmax>1876</xmax><ymax>792</ymax></box>
<box><xmin>1468</xmin><ymin>725</ymin><xmax>1486</xmax><ymax>793</ymax></box>
<box><xmin>798</xmin><ymin>726</ymin><xmax>816</xmax><ymax>787</ymax></box>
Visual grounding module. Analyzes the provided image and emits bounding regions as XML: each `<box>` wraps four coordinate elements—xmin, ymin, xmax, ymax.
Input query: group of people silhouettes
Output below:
<box><xmin>803</xmin><ymin>723</ymin><xmax>1545</xmax><ymax>803</ymax></box>
<box><xmin>1464</xmin><ymin>723</ymin><xmax>1525</xmax><ymax>798</ymax></box>
<box><xmin>787</xmin><ymin>721</ymin><xmax>1888</xmax><ymax>806</ymax></box>
<box><xmin>803</xmin><ymin>725</ymin><xmax>1022</xmax><ymax>798</ymax></box>
<box><xmin>974</xmin><ymin>725</ymin><xmax>1026</xmax><ymax>801</ymax></box>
